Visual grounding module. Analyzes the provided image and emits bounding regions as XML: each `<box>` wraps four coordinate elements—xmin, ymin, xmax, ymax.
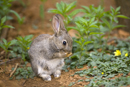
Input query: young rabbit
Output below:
<box><xmin>28</xmin><ymin>14</ymin><xmax>73</xmax><ymax>81</ymax></box>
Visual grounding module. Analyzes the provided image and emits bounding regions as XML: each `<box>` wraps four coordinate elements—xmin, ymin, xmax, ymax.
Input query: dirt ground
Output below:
<box><xmin>1</xmin><ymin>0</ymin><xmax>129</xmax><ymax>87</ymax></box>
<box><xmin>0</xmin><ymin>58</ymin><xmax>89</xmax><ymax>87</ymax></box>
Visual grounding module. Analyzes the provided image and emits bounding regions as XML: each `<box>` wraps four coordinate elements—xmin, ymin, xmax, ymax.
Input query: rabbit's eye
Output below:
<box><xmin>63</xmin><ymin>41</ymin><xmax>66</xmax><ymax>45</ymax></box>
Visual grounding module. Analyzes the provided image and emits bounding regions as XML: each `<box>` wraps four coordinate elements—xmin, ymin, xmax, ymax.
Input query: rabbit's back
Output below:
<box><xmin>31</xmin><ymin>34</ymin><xmax>51</xmax><ymax>46</ymax></box>
<box><xmin>28</xmin><ymin>34</ymin><xmax>53</xmax><ymax>60</ymax></box>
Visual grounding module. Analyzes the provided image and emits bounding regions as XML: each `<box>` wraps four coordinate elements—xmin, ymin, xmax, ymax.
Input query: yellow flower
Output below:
<box><xmin>125</xmin><ymin>53</ymin><xmax>128</xmax><ymax>57</ymax></box>
<box><xmin>114</xmin><ymin>50</ymin><xmax>121</xmax><ymax>56</ymax></box>
<box><xmin>102</xmin><ymin>72</ymin><xmax>104</xmax><ymax>75</ymax></box>
<box><xmin>27</xmin><ymin>47</ymin><xmax>30</xmax><ymax>50</ymax></box>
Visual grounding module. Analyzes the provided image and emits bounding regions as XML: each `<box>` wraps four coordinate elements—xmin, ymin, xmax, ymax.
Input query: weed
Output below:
<box><xmin>17</xmin><ymin>0</ymin><xmax>26</xmax><ymax>7</ymax></box>
<box><xmin>0</xmin><ymin>16</ymin><xmax>14</xmax><ymax>33</ymax></box>
<box><xmin>0</xmin><ymin>0</ymin><xmax>24</xmax><ymax>36</ymax></box>
<box><xmin>16</xmin><ymin>35</ymin><xmax>33</xmax><ymax>61</ymax></box>
<box><xmin>39</xmin><ymin>0</ymin><xmax>47</xmax><ymax>28</ymax></box>
<box><xmin>70</xmin><ymin>40</ymin><xmax>130</xmax><ymax>86</ymax></box>
<box><xmin>0</xmin><ymin>0</ymin><xmax>24</xmax><ymax>22</ymax></box>
<box><xmin>10</xmin><ymin>62</ymin><xmax>35</xmax><ymax>80</ymax></box>
<box><xmin>0</xmin><ymin>39</ymin><xmax>17</xmax><ymax>71</ymax></box>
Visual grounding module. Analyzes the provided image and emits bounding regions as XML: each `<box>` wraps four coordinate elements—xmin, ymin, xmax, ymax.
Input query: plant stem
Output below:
<box><xmin>97</xmin><ymin>19</ymin><xmax>102</xmax><ymax>45</ymax></box>
<box><xmin>20</xmin><ymin>52</ymin><xmax>24</xmax><ymax>64</ymax></box>
<box><xmin>4</xmin><ymin>51</ymin><xmax>7</xmax><ymax>72</ymax></box>
<box><xmin>79</xmin><ymin>51</ymin><xmax>83</xmax><ymax>63</ymax></box>
<box><xmin>100</xmin><ymin>0</ymin><xmax>104</xmax><ymax>7</ymax></box>
<box><xmin>103</xmin><ymin>29</ymin><xmax>111</xmax><ymax>52</ymax></box>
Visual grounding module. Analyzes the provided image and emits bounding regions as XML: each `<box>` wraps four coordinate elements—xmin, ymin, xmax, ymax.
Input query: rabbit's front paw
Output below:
<box><xmin>54</xmin><ymin>74</ymin><xmax>60</xmax><ymax>78</ymax></box>
<box><xmin>66</xmin><ymin>52</ymin><xmax>72</xmax><ymax>57</ymax></box>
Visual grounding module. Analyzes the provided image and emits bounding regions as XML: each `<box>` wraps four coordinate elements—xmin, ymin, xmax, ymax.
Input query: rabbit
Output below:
<box><xmin>28</xmin><ymin>14</ymin><xmax>73</xmax><ymax>81</ymax></box>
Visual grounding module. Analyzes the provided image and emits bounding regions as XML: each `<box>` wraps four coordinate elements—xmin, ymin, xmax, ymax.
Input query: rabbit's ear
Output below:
<box><xmin>52</xmin><ymin>14</ymin><xmax>66</xmax><ymax>35</ymax></box>
<box><xmin>57</xmin><ymin>14</ymin><xmax>65</xmax><ymax>30</ymax></box>
<box><xmin>52</xmin><ymin>14</ymin><xmax>60</xmax><ymax>35</ymax></box>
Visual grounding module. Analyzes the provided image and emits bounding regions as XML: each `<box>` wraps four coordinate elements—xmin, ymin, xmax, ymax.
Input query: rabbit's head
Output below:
<box><xmin>52</xmin><ymin>14</ymin><xmax>72</xmax><ymax>54</ymax></box>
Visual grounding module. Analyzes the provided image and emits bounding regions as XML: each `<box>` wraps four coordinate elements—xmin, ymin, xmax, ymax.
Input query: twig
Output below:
<box><xmin>0</xmin><ymin>57</ymin><xmax>21</xmax><ymax>65</ymax></box>
<box><xmin>23</xmin><ymin>79</ymin><xmax>28</xmax><ymax>86</ymax></box>
<box><xmin>107</xmin><ymin>38</ymin><xmax>119</xmax><ymax>43</ymax></box>
<box><xmin>107</xmin><ymin>37</ymin><xmax>130</xmax><ymax>43</ymax></box>
<box><xmin>10</xmin><ymin>63</ymin><xmax>19</xmax><ymax>77</ymax></box>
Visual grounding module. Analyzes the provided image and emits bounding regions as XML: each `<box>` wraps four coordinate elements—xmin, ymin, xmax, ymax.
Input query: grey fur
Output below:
<box><xmin>28</xmin><ymin>14</ymin><xmax>72</xmax><ymax>81</ymax></box>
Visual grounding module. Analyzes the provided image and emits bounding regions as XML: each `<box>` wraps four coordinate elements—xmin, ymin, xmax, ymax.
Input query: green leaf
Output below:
<box><xmin>79</xmin><ymin>17</ymin><xmax>87</xmax><ymax>23</ymax></box>
<box><xmin>16</xmin><ymin>75</ymin><xmax>22</xmax><ymax>80</ymax></box>
<box><xmin>60</xmin><ymin>1</ymin><xmax>66</xmax><ymax>13</ymax></box>
<box><xmin>85</xmin><ymin>79</ymin><xmax>90</xmax><ymax>82</ymax></box>
<box><xmin>102</xmin><ymin>19</ymin><xmax>111</xmax><ymax>29</ymax></box>
<box><xmin>24</xmin><ymin>35</ymin><xmax>33</xmax><ymax>40</ymax></box>
<box><xmin>75</xmin><ymin>22</ymin><xmax>84</xmax><ymax>29</ymax></box>
<box><xmin>89</xmin><ymin>32</ymin><xmax>103</xmax><ymax>35</ymax></box>
<box><xmin>10</xmin><ymin>10</ymin><xmax>21</xmax><ymax>20</ymax></box>
<box><xmin>48</xmin><ymin>9</ymin><xmax>61</xmax><ymax>14</ymax></box>
<box><xmin>112</xmin><ymin>25</ymin><xmax>126</xmax><ymax>29</ymax></box>
<box><xmin>7</xmin><ymin>41</ymin><xmax>11</xmax><ymax>47</ymax></box>
<box><xmin>9</xmin><ymin>10</ymin><xmax>24</xmax><ymax>24</ymax></box>
<box><xmin>68</xmin><ymin>82</ymin><xmax>75</xmax><ymax>86</ymax></box>
<box><xmin>1</xmin><ymin>16</ymin><xmax>6</xmax><ymax>25</ymax></box>
<box><xmin>0</xmin><ymin>43</ymin><xmax>5</xmax><ymax>50</ymax></box>
<box><xmin>75</xmin><ymin>40</ymin><xmax>82</xmax><ymax>46</ymax></box>
<box><xmin>2</xmin><ymin>25</ymin><xmax>14</xmax><ymax>28</ymax></box>
<box><xmin>97</xmin><ymin>5</ymin><xmax>102</xmax><ymax>12</ymax></box>
<box><xmin>116</xmin><ymin>6</ymin><xmax>121</xmax><ymax>12</ymax></box>
<box><xmin>89</xmin><ymin>21</ymin><xmax>97</xmax><ymax>27</ymax></box>
<box><xmin>67</xmin><ymin>26</ymin><xmax>75</xmax><ymax>31</ymax></box>
<box><xmin>71</xmin><ymin>62</ymin><xmax>77</xmax><ymax>65</ymax></box>
<box><xmin>67</xmin><ymin>26</ymin><xmax>77</xmax><ymax>30</ymax></box>
<box><xmin>117</xmin><ymin>15</ymin><xmax>130</xmax><ymax>19</ymax></box>
<box><xmin>79</xmin><ymin>74</ymin><xmax>84</xmax><ymax>77</ymax></box>
<box><xmin>10</xmin><ymin>39</ymin><xmax>17</xmax><ymax>46</ymax></box>
<box><xmin>84</xmin><ymin>41</ymin><xmax>93</xmax><ymax>45</ymax></box>
<box><xmin>66</xmin><ymin>1</ymin><xmax>76</xmax><ymax>13</ymax></box>
<box><xmin>2</xmin><ymin>39</ymin><xmax>7</xmax><ymax>45</ymax></box>
<box><xmin>110</xmin><ymin>6</ymin><xmax>115</xmax><ymax>14</ymax></box>
<box><xmin>82</xmin><ymin>6</ymin><xmax>90</xmax><ymax>12</ymax></box>
<box><xmin>90</xmin><ymin>61</ymin><xmax>96</xmax><ymax>67</ymax></box>
<box><xmin>69</xmin><ymin>9</ymin><xmax>84</xmax><ymax>17</ymax></box>
<box><xmin>56</xmin><ymin>3</ymin><xmax>63</xmax><ymax>13</ymax></box>
<box><xmin>90</xmin><ymin>25</ymin><xmax>98</xmax><ymax>28</ymax></box>
<box><xmin>89</xmin><ymin>17</ymin><xmax>95</xmax><ymax>25</ymax></box>
<box><xmin>70</xmin><ymin>55</ymin><xmax>78</xmax><ymax>60</ymax></box>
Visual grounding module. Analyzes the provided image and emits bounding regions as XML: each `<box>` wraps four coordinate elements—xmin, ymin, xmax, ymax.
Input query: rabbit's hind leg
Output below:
<box><xmin>53</xmin><ymin>59</ymin><xmax>64</xmax><ymax>78</ymax></box>
<box><xmin>30</xmin><ymin>58</ymin><xmax>51</xmax><ymax>81</ymax></box>
<box><xmin>53</xmin><ymin>70</ymin><xmax>61</xmax><ymax>78</ymax></box>
<box><xmin>37</xmin><ymin>65</ymin><xmax>52</xmax><ymax>81</ymax></box>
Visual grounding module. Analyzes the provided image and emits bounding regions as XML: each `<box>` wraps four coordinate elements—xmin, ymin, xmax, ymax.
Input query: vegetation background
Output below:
<box><xmin>0</xmin><ymin>0</ymin><xmax>130</xmax><ymax>87</ymax></box>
